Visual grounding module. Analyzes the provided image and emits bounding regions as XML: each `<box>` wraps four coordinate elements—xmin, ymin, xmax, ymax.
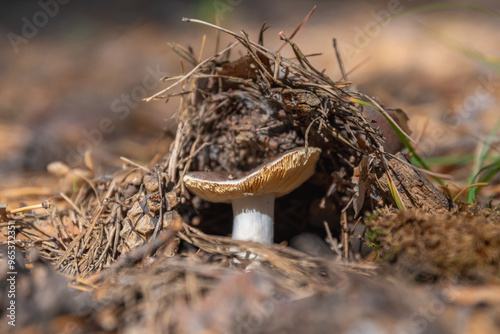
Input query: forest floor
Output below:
<box><xmin>1</xmin><ymin>2</ymin><xmax>500</xmax><ymax>333</ymax></box>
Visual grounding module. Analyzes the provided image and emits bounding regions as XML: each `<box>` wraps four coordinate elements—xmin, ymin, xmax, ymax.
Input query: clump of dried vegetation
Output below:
<box><xmin>1</xmin><ymin>15</ymin><xmax>499</xmax><ymax>333</ymax></box>
<box><xmin>366</xmin><ymin>205</ymin><xmax>500</xmax><ymax>283</ymax></box>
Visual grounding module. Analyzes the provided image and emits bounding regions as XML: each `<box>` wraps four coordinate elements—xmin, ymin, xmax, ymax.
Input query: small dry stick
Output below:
<box><xmin>214</xmin><ymin>15</ymin><xmax>221</xmax><ymax>54</ymax></box>
<box><xmin>176</xmin><ymin>141</ymin><xmax>213</xmax><ymax>167</ymax></box>
<box><xmin>120</xmin><ymin>157</ymin><xmax>151</xmax><ymax>173</ymax></box>
<box><xmin>168</xmin><ymin>122</ymin><xmax>184</xmax><ymax>183</ymax></box>
<box><xmin>85</xmin><ymin>229</ymin><xmax>177</xmax><ymax>285</ymax></box>
<box><xmin>93</xmin><ymin>226</ymin><xmax>116</xmax><ymax>269</ymax></box>
<box><xmin>145</xmin><ymin>40</ymin><xmax>239</xmax><ymax>101</ymax></box>
<box><xmin>60</xmin><ymin>193</ymin><xmax>91</xmax><ymax>226</ymax></box>
<box><xmin>152</xmin><ymin>164</ymin><xmax>164</xmax><ymax>240</ymax></box>
<box><xmin>323</xmin><ymin>220</ymin><xmax>337</xmax><ymax>254</ymax></box>
<box><xmin>333</xmin><ymin>38</ymin><xmax>347</xmax><ymax>81</ymax></box>
<box><xmin>304</xmin><ymin>116</ymin><xmax>322</xmax><ymax>151</ymax></box>
<box><xmin>6</xmin><ymin>201</ymin><xmax>50</xmax><ymax>215</ymax></box>
<box><xmin>344</xmin><ymin>57</ymin><xmax>372</xmax><ymax>78</ymax></box>
<box><xmin>81</xmin><ymin>181</ymin><xmax>115</xmax><ymax>249</ymax></box>
<box><xmin>112</xmin><ymin>206</ymin><xmax>122</xmax><ymax>259</ymax></box>
<box><xmin>276</xmin><ymin>5</ymin><xmax>317</xmax><ymax>52</ymax></box>
<box><xmin>413</xmin><ymin>117</ymin><xmax>429</xmax><ymax>152</ymax></box>
<box><xmin>341</xmin><ymin>211</ymin><xmax>349</xmax><ymax>259</ymax></box>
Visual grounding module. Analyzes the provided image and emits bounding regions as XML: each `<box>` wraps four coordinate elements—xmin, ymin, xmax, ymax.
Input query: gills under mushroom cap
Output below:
<box><xmin>183</xmin><ymin>147</ymin><xmax>321</xmax><ymax>203</ymax></box>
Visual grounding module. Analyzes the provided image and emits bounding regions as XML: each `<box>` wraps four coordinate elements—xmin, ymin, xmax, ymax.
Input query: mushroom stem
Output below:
<box><xmin>231</xmin><ymin>193</ymin><xmax>274</xmax><ymax>244</ymax></box>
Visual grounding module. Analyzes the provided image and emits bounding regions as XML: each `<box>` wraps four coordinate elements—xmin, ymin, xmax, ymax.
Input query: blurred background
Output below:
<box><xmin>0</xmin><ymin>0</ymin><xmax>499</xmax><ymax>198</ymax></box>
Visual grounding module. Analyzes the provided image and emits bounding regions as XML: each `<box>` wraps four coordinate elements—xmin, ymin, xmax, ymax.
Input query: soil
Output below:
<box><xmin>1</xmin><ymin>1</ymin><xmax>500</xmax><ymax>333</ymax></box>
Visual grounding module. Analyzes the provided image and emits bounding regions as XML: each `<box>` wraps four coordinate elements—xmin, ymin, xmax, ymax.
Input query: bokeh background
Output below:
<box><xmin>1</xmin><ymin>0</ymin><xmax>499</xmax><ymax>198</ymax></box>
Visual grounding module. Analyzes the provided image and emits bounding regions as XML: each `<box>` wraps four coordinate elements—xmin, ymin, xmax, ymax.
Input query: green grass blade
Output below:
<box><xmin>387</xmin><ymin>173</ymin><xmax>405</xmax><ymax>210</ymax></box>
<box><xmin>467</xmin><ymin>160</ymin><xmax>500</xmax><ymax>200</ymax></box>
<box><xmin>416</xmin><ymin>154</ymin><xmax>500</xmax><ymax>167</ymax></box>
<box><xmin>350</xmin><ymin>98</ymin><xmax>438</xmax><ymax>181</ymax></box>
<box><xmin>479</xmin><ymin>160</ymin><xmax>500</xmax><ymax>183</ymax></box>
<box><xmin>468</xmin><ymin>118</ymin><xmax>500</xmax><ymax>203</ymax></box>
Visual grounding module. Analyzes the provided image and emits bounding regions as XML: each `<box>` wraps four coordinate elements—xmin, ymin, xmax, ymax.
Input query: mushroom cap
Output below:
<box><xmin>183</xmin><ymin>147</ymin><xmax>321</xmax><ymax>203</ymax></box>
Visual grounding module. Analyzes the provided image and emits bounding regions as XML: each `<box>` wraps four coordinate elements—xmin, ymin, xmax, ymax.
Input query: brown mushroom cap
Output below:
<box><xmin>183</xmin><ymin>147</ymin><xmax>321</xmax><ymax>203</ymax></box>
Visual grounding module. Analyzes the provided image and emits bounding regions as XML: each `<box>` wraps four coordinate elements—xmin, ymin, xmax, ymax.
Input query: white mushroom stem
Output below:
<box><xmin>231</xmin><ymin>193</ymin><xmax>274</xmax><ymax>244</ymax></box>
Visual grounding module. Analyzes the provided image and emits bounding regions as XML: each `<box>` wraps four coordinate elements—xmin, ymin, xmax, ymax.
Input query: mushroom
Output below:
<box><xmin>183</xmin><ymin>147</ymin><xmax>321</xmax><ymax>244</ymax></box>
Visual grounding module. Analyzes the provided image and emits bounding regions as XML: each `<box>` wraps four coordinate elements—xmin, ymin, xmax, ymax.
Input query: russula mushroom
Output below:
<box><xmin>183</xmin><ymin>147</ymin><xmax>321</xmax><ymax>244</ymax></box>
